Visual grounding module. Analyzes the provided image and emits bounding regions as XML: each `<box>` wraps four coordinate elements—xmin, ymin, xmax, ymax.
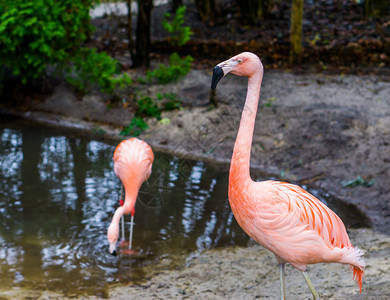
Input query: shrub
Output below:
<box><xmin>67</xmin><ymin>48</ymin><xmax>132</xmax><ymax>94</ymax></box>
<box><xmin>120</xmin><ymin>93</ymin><xmax>182</xmax><ymax>137</ymax></box>
<box><xmin>136</xmin><ymin>95</ymin><xmax>161</xmax><ymax>119</ymax></box>
<box><xmin>146</xmin><ymin>5</ymin><xmax>193</xmax><ymax>84</ymax></box>
<box><xmin>162</xmin><ymin>5</ymin><xmax>192</xmax><ymax>47</ymax></box>
<box><xmin>157</xmin><ymin>92</ymin><xmax>182</xmax><ymax>111</ymax></box>
<box><xmin>121</xmin><ymin>5</ymin><xmax>191</xmax><ymax>136</ymax></box>
<box><xmin>0</xmin><ymin>0</ymin><xmax>93</xmax><ymax>83</ymax></box>
<box><xmin>0</xmin><ymin>0</ymin><xmax>131</xmax><ymax>94</ymax></box>
<box><xmin>146</xmin><ymin>53</ymin><xmax>193</xmax><ymax>84</ymax></box>
<box><xmin>120</xmin><ymin>117</ymin><xmax>149</xmax><ymax>137</ymax></box>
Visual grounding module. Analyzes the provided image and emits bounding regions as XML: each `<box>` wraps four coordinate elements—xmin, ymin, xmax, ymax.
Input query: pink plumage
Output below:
<box><xmin>113</xmin><ymin>138</ymin><xmax>154</xmax><ymax>188</ymax></box>
<box><xmin>107</xmin><ymin>138</ymin><xmax>154</xmax><ymax>255</ymax></box>
<box><xmin>212</xmin><ymin>52</ymin><xmax>365</xmax><ymax>298</ymax></box>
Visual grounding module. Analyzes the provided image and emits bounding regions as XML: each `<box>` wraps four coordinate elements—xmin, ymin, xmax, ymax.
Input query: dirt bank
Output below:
<box><xmin>1</xmin><ymin>67</ymin><xmax>389</xmax><ymax>299</ymax></box>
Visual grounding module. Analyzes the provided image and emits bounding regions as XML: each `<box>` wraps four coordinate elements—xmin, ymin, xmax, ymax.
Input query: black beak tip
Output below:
<box><xmin>211</xmin><ymin>66</ymin><xmax>224</xmax><ymax>90</ymax></box>
<box><xmin>111</xmin><ymin>250</ymin><xmax>117</xmax><ymax>257</ymax></box>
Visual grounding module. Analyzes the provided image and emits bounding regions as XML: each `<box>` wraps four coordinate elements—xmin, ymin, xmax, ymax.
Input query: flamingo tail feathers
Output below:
<box><xmin>333</xmin><ymin>246</ymin><xmax>365</xmax><ymax>293</ymax></box>
<box><xmin>352</xmin><ymin>265</ymin><xmax>364</xmax><ymax>293</ymax></box>
<box><xmin>339</xmin><ymin>247</ymin><xmax>365</xmax><ymax>293</ymax></box>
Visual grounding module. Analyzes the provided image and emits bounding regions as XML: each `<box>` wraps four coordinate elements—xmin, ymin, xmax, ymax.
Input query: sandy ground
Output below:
<box><xmin>1</xmin><ymin>67</ymin><xmax>389</xmax><ymax>299</ymax></box>
<box><xmin>109</xmin><ymin>229</ymin><xmax>390</xmax><ymax>300</ymax></box>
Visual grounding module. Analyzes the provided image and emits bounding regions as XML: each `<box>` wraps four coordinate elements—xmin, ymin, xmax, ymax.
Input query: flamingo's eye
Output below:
<box><xmin>237</xmin><ymin>59</ymin><xmax>242</xmax><ymax>63</ymax></box>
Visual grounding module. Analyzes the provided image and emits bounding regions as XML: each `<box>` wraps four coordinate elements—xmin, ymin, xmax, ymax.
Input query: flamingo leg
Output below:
<box><xmin>302</xmin><ymin>271</ymin><xmax>320</xmax><ymax>300</ymax></box>
<box><xmin>279</xmin><ymin>264</ymin><xmax>286</xmax><ymax>300</ymax></box>
<box><xmin>120</xmin><ymin>185</ymin><xmax>125</xmax><ymax>241</ymax></box>
<box><xmin>121</xmin><ymin>215</ymin><xmax>125</xmax><ymax>241</ymax></box>
<box><xmin>128</xmin><ymin>209</ymin><xmax>135</xmax><ymax>250</ymax></box>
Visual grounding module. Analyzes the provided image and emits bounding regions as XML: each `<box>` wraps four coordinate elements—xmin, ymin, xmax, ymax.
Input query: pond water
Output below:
<box><xmin>0</xmin><ymin>117</ymin><xmax>368</xmax><ymax>298</ymax></box>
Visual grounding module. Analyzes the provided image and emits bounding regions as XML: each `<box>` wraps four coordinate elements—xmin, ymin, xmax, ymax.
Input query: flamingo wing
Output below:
<box><xmin>261</xmin><ymin>180</ymin><xmax>352</xmax><ymax>248</ymax></box>
<box><xmin>231</xmin><ymin>180</ymin><xmax>355</xmax><ymax>269</ymax></box>
<box><xmin>266</xmin><ymin>180</ymin><xmax>352</xmax><ymax>249</ymax></box>
<box><xmin>246</xmin><ymin>180</ymin><xmax>365</xmax><ymax>291</ymax></box>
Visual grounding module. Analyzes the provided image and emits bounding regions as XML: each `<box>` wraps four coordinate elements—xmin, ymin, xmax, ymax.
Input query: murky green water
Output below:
<box><xmin>0</xmin><ymin>117</ymin><xmax>368</xmax><ymax>297</ymax></box>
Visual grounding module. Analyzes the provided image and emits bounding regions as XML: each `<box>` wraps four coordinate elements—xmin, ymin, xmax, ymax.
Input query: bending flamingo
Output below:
<box><xmin>107</xmin><ymin>138</ymin><xmax>154</xmax><ymax>256</ymax></box>
<box><xmin>211</xmin><ymin>52</ymin><xmax>365</xmax><ymax>299</ymax></box>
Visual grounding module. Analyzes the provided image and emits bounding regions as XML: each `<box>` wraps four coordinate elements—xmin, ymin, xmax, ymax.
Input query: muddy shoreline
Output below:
<box><xmin>1</xmin><ymin>68</ymin><xmax>389</xmax><ymax>299</ymax></box>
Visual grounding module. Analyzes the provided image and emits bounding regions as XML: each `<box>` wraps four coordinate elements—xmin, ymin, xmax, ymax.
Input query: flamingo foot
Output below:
<box><xmin>119</xmin><ymin>248</ymin><xmax>140</xmax><ymax>256</ymax></box>
<box><xmin>118</xmin><ymin>240</ymin><xmax>129</xmax><ymax>248</ymax></box>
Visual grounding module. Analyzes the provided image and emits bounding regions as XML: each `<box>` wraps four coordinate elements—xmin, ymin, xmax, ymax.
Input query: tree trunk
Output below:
<box><xmin>257</xmin><ymin>0</ymin><xmax>266</xmax><ymax>19</ymax></box>
<box><xmin>365</xmin><ymin>0</ymin><xmax>388</xmax><ymax>17</ymax></box>
<box><xmin>236</xmin><ymin>0</ymin><xmax>265</xmax><ymax>24</ymax></box>
<box><xmin>289</xmin><ymin>0</ymin><xmax>304</xmax><ymax>64</ymax></box>
<box><xmin>195</xmin><ymin>0</ymin><xmax>215</xmax><ymax>22</ymax></box>
<box><xmin>171</xmin><ymin>0</ymin><xmax>183</xmax><ymax>13</ymax></box>
<box><xmin>127</xmin><ymin>0</ymin><xmax>134</xmax><ymax>63</ymax></box>
<box><xmin>134</xmin><ymin>0</ymin><xmax>153</xmax><ymax>67</ymax></box>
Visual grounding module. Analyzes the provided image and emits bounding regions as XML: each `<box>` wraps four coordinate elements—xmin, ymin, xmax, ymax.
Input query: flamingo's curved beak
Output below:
<box><xmin>211</xmin><ymin>65</ymin><xmax>224</xmax><ymax>90</ymax></box>
<box><xmin>109</xmin><ymin>242</ymin><xmax>117</xmax><ymax>256</ymax></box>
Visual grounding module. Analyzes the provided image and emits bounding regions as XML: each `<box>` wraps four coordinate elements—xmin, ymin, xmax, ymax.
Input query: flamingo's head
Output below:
<box><xmin>107</xmin><ymin>220</ymin><xmax>119</xmax><ymax>256</ymax></box>
<box><xmin>211</xmin><ymin>52</ymin><xmax>263</xmax><ymax>90</ymax></box>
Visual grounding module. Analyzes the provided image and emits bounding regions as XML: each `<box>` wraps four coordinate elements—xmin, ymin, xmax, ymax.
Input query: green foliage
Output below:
<box><xmin>146</xmin><ymin>5</ymin><xmax>193</xmax><ymax>85</ymax></box>
<box><xmin>120</xmin><ymin>117</ymin><xmax>149</xmax><ymax>137</ymax></box>
<box><xmin>93</xmin><ymin>127</ymin><xmax>106</xmax><ymax>135</ymax></box>
<box><xmin>0</xmin><ymin>0</ymin><xmax>132</xmax><ymax>94</ymax></box>
<box><xmin>342</xmin><ymin>175</ymin><xmax>375</xmax><ymax>188</ymax></box>
<box><xmin>135</xmin><ymin>92</ymin><xmax>182</xmax><ymax>118</ymax></box>
<box><xmin>121</xmin><ymin>5</ymin><xmax>190</xmax><ymax>136</ymax></box>
<box><xmin>136</xmin><ymin>95</ymin><xmax>161</xmax><ymax>119</ymax></box>
<box><xmin>0</xmin><ymin>0</ymin><xmax>93</xmax><ymax>84</ymax></box>
<box><xmin>120</xmin><ymin>92</ymin><xmax>182</xmax><ymax>136</ymax></box>
<box><xmin>162</xmin><ymin>5</ymin><xmax>192</xmax><ymax>46</ymax></box>
<box><xmin>67</xmin><ymin>48</ymin><xmax>132</xmax><ymax>94</ymax></box>
<box><xmin>157</xmin><ymin>92</ymin><xmax>182</xmax><ymax>111</ymax></box>
<box><xmin>263</xmin><ymin>97</ymin><xmax>277</xmax><ymax>108</ymax></box>
<box><xmin>159</xmin><ymin>117</ymin><xmax>171</xmax><ymax>125</ymax></box>
<box><xmin>146</xmin><ymin>53</ymin><xmax>193</xmax><ymax>84</ymax></box>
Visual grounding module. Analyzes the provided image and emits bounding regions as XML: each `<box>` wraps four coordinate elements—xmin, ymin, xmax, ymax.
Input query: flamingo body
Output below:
<box><xmin>230</xmin><ymin>180</ymin><xmax>364</xmax><ymax>278</ymax></box>
<box><xmin>212</xmin><ymin>52</ymin><xmax>365</xmax><ymax>298</ymax></box>
<box><xmin>107</xmin><ymin>138</ymin><xmax>154</xmax><ymax>255</ymax></box>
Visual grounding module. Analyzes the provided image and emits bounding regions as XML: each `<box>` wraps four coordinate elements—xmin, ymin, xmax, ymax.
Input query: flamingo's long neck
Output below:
<box><xmin>122</xmin><ymin>179</ymin><xmax>140</xmax><ymax>214</ymax></box>
<box><xmin>112</xmin><ymin>205</ymin><xmax>126</xmax><ymax>227</ymax></box>
<box><xmin>229</xmin><ymin>72</ymin><xmax>263</xmax><ymax>193</ymax></box>
<box><xmin>112</xmin><ymin>183</ymin><xmax>138</xmax><ymax>226</ymax></box>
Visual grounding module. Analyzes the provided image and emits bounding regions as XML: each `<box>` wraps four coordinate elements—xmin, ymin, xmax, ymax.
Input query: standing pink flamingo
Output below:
<box><xmin>211</xmin><ymin>52</ymin><xmax>365</xmax><ymax>299</ymax></box>
<box><xmin>107</xmin><ymin>138</ymin><xmax>154</xmax><ymax>256</ymax></box>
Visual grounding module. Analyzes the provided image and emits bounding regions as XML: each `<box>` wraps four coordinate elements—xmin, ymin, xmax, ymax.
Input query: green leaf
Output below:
<box><xmin>159</xmin><ymin>118</ymin><xmax>171</xmax><ymax>125</ymax></box>
<box><xmin>342</xmin><ymin>176</ymin><xmax>375</xmax><ymax>188</ymax></box>
<box><xmin>120</xmin><ymin>117</ymin><xmax>149</xmax><ymax>137</ymax></box>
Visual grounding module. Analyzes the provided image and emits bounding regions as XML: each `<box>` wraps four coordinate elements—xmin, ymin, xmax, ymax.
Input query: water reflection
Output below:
<box><xmin>0</xmin><ymin>117</ymin><xmax>368</xmax><ymax>297</ymax></box>
<box><xmin>0</xmin><ymin>118</ymin><xmax>247</xmax><ymax>297</ymax></box>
